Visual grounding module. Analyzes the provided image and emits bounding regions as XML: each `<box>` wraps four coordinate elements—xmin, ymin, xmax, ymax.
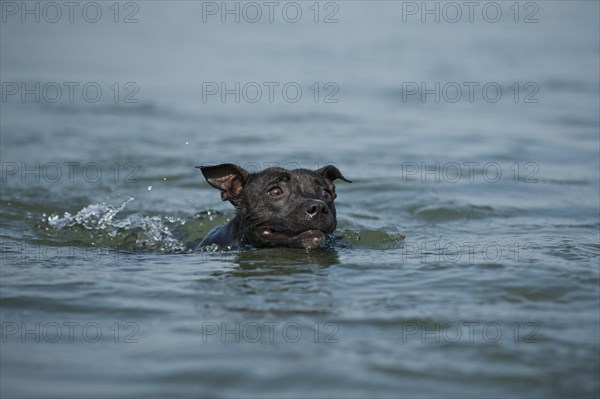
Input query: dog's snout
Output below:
<box><xmin>305</xmin><ymin>200</ymin><xmax>329</xmax><ymax>217</ymax></box>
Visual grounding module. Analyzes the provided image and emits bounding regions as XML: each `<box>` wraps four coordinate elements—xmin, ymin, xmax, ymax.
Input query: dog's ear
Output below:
<box><xmin>316</xmin><ymin>165</ymin><xmax>352</xmax><ymax>183</ymax></box>
<box><xmin>196</xmin><ymin>163</ymin><xmax>250</xmax><ymax>202</ymax></box>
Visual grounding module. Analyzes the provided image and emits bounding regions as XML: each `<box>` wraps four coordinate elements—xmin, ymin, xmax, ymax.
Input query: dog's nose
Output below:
<box><xmin>305</xmin><ymin>200</ymin><xmax>329</xmax><ymax>217</ymax></box>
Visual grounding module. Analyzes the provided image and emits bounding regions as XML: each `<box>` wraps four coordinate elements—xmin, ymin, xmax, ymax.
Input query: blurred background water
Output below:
<box><xmin>1</xmin><ymin>1</ymin><xmax>599</xmax><ymax>398</ymax></box>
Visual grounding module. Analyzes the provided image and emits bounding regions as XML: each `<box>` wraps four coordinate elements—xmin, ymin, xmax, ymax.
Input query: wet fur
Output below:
<box><xmin>197</xmin><ymin>164</ymin><xmax>350</xmax><ymax>249</ymax></box>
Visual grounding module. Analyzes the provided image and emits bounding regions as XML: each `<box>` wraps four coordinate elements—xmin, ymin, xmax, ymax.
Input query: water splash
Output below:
<box><xmin>48</xmin><ymin>197</ymin><xmax>134</xmax><ymax>231</ymax></box>
<box><xmin>46</xmin><ymin>197</ymin><xmax>188</xmax><ymax>253</ymax></box>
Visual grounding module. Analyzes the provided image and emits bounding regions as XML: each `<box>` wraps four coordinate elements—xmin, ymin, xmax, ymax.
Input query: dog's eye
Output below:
<box><xmin>267</xmin><ymin>186</ymin><xmax>283</xmax><ymax>198</ymax></box>
<box><xmin>321</xmin><ymin>188</ymin><xmax>333</xmax><ymax>201</ymax></box>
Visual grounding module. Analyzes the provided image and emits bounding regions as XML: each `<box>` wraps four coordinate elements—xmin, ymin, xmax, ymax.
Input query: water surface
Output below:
<box><xmin>1</xmin><ymin>1</ymin><xmax>599</xmax><ymax>397</ymax></box>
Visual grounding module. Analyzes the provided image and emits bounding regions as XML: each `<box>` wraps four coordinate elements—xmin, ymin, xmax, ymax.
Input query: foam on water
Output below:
<box><xmin>46</xmin><ymin>197</ymin><xmax>187</xmax><ymax>253</ymax></box>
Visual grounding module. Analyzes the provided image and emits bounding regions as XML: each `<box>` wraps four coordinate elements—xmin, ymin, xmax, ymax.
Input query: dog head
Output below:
<box><xmin>198</xmin><ymin>163</ymin><xmax>351</xmax><ymax>249</ymax></box>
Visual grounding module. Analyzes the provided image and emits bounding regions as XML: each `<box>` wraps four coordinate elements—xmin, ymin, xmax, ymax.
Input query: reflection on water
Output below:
<box><xmin>233</xmin><ymin>247</ymin><xmax>340</xmax><ymax>271</ymax></box>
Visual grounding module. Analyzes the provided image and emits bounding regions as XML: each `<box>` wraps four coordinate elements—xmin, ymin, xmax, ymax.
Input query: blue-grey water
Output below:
<box><xmin>1</xmin><ymin>1</ymin><xmax>599</xmax><ymax>398</ymax></box>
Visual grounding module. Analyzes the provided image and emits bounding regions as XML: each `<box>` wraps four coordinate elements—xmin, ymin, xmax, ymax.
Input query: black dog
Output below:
<box><xmin>196</xmin><ymin>163</ymin><xmax>351</xmax><ymax>249</ymax></box>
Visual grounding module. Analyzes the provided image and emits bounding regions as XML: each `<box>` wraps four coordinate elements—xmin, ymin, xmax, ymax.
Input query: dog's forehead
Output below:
<box><xmin>290</xmin><ymin>168</ymin><xmax>323</xmax><ymax>184</ymax></box>
<box><xmin>254</xmin><ymin>167</ymin><xmax>290</xmax><ymax>182</ymax></box>
<box><xmin>256</xmin><ymin>167</ymin><xmax>324</xmax><ymax>185</ymax></box>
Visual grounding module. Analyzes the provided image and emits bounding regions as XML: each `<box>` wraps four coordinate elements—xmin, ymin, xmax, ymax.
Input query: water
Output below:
<box><xmin>1</xmin><ymin>1</ymin><xmax>599</xmax><ymax>397</ymax></box>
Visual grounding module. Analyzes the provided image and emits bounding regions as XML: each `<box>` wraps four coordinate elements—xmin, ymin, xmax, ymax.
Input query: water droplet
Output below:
<box><xmin>147</xmin><ymin>186</ymin><xmax>152</xmax><ymax>191</ymax></box>
<box><xmin>185</xmin><ymin>142</ymin><xmax>189</xmax><ymax>145</ymax></box>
